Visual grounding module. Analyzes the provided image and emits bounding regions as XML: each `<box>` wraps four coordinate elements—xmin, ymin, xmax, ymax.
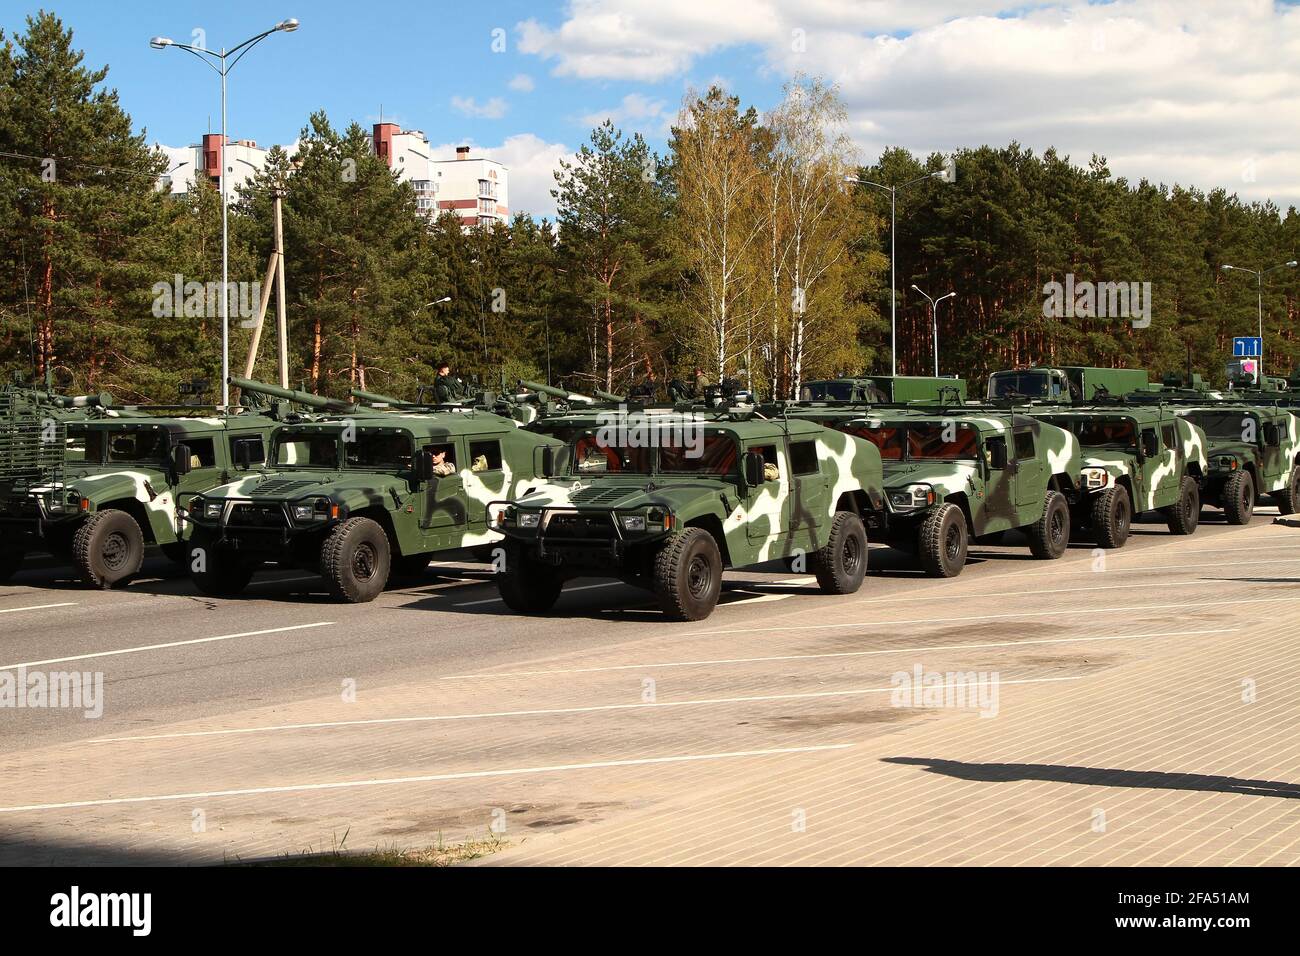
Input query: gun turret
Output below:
<box><xmin>520</xmin><ymin>380</ymin><xmax>596</xmax><ymax>405</ymax></box>
<box><xmin>349</xmin><ymin>387</ymin><xmax>406</xmax><ymax>407</ymax></box>
<box><xmin>594</xmin><ymin>389</ymin><xmax>626</xmax><ymax>403</ymax></box>
<box><xmin>230</xmin><ymin>377</ymin><xmax>356</xmax><ymax>413</ymax></box>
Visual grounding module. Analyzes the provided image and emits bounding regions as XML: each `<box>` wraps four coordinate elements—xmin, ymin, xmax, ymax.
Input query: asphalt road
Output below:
<box><xmin>2</xmin><ymin>504</ymin><xmax>1299</xmax><ymax>865</ymax></box>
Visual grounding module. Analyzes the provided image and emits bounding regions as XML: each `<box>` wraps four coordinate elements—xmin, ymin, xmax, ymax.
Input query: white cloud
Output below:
<box><xmin>451</xmin><ymin>95</ymin><xmax>509</xmax><ymax>119</ymax></box>
<box><xmin>580</xmin><ymin>92</ymin><xmax>668</xmax><ymax>129</ymax></box>
<box><xmin>517</xmin><ymin>0</ymin><xmax>1300</xmax><ymax>208</ymax></box>
<box><xmin>508</xmin><ymin>73</ymin><xmax>536</xmax><ymax>92</ymax></box>
<box><xmin>432</xmin><ymin>134</ymin><xmax>573</xmax><ymax>220</ymax></box>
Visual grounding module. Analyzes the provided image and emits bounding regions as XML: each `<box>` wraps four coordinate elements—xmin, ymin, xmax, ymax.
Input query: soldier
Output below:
<box><xmin>433</xmin><ymin>362</ymin><xmax>464</xmax><ymax>404</ymax></box>
<box><xmin>430</xmin><ymin>446</ymin><xmax>456</xmax><ymax>476</ymax></box>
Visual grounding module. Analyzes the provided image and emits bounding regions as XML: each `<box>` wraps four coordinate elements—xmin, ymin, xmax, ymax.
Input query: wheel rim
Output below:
<box><xmin>944</xmin><ymin>523</ymin><xmax>963</xmax><ymax>562</ymax></box>
<box><xmin>1117</xmin><ymin>498</ymin><xmax>1130</xmax><ymax>534</ymax></box>
<box><xmin>842</xmin><ymin>533</ymin><xmax>863</xmax><ymax>575</ymax></box>
<box><xmin>1050</xmin><ymin>508</ymin><xmax>1066</xmax><ymax>545</ymax></box>
<box><xmin>686</xmin><ymin>554</ymin><xmax>712</xmax><ymax>598</ymax></box>
<box><xmin>353</xmin><ymin>543</ymin><xmax>377</xmax><ymax>581</ymax></box>
<box><xmin>102</xmin><ymin>531</ymin><xmax>129</xmax><ymax>572</ymax></box>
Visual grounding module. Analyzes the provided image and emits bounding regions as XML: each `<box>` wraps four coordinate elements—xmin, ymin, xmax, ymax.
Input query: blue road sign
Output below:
<box><xmin>1233</xmin><ymin>336</ymin><xmax>1262</xmax><ymax>358</ymax></box>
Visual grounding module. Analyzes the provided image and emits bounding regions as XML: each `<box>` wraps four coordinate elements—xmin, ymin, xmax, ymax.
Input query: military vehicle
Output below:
<box><xmin>493</xmin><ymin>407</ymin><xmax>886</xmax><ymax>620</ymax></box>
<box><xmin>987</xmin><ymin>366</ymin><xmax>1151</xmax><ymax>403</ymax></box>
<box><xmin>837</xmin><ymin>409</ymin><xmax>1081</xmax><ymax>575</ymax></box>
<box><xmin>800</xmin><ymin>375</ymin><xmax>965</xmax><ymax>404</ymax></box>
<box><xmin>1028</xmin><ymin>405</ymin><xmax>1208</xmax><ymax>547</ymax></box>
<box><xmin>185</xmin><ymin>378</ymin><xmax>563</xmax><ymax>602</ymax></box>
<box><xmin>0</xmin><ymin>385</ymin><xmax>279</xmax><ymax>587</ymax></box>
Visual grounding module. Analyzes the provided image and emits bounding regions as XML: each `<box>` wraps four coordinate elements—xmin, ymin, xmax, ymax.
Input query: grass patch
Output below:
<box><xmin>237</xmin><ymin>829</ymin><xmax>508</xmax><ymax>867</ymax></box>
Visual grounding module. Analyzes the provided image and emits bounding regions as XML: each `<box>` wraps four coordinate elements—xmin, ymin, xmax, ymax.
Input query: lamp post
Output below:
<box><xmin>911</xmin><ymin>285</ymin><xmax>956</xmax><ymax>377</ymax></box>
<box><xmin>151</xmin><ymin>19</ymin><xmax>300</xmax><ymax>410</ymax></box>
<box><xmin>1221</xmin><ymin>260</ymin><xmax>1298</xmax><ymax>381</ymax></box>
<box><xmin>846</xmin><ymin>155</ymin><xmax>956</xmax><ymax>377</ymax></box>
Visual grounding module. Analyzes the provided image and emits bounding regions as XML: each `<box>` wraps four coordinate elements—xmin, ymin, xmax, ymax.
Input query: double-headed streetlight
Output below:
<box><xmin>151</xmin><ymin>19</ymin><xmax>300</xmax><ymax>410</ymax></box>
<box><xmin>911</xmin><ymin>285</ymin><xmax>956</xmax><ymax>377</ymax></box>
<box><xmin>846</xmin><ymin>156</ymin><xmax>956</xmax><ymax>377</ymax></box>
<box><xmin>1221</xmin><ymin>260</ymin><xmax>1298</xmax><ymax>381</ymax></box>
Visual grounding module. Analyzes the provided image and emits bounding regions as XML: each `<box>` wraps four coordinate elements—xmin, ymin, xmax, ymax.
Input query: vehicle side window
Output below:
<box><xmin>751</xmin><ymin>444</ymin><xmax>780</xmax><ymax>482</ymax></box>
<box><xmin>789</xmin><ymin>441</ymin><xmax>819</xmax><ymax>475</ymax></box>
<box><xmin>469</xmin><ymin>439</ymin><xmax>502</xmax><ymax>472</ymax></box>
<box><xmin>230</xmin><ymin>435</ymin><xmax>265</xmax><ymax>466</ymax></box>
<box><xmin>1160</xmin><ymin>424</ymin><xmax>1176</xmax><ymax>449</ymax></box>
<box><xmin>185</xmin><ymin>437</ymin><xmax>216</xmax><ymax>468</ymax></box>
<box><xmin>1013</xmin><ymin>429</ymin><xmax>1035</xmax><ymax>460</ymax></box>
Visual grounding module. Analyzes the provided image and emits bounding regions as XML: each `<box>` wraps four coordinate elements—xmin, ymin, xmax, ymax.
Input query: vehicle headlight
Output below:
<box><xmin>1216</xmin><ymin>455</ymin><xmax>1238</xmax><ymax>470</ymax></box>
<box><xmin>292</xmin><ymin>503</ymin><xmax>315</xmax><ymax>521</ymax></box>
<box><xmin>1081</xmin><ymin>467</ymin><xmax>1110</xmax><ymax>489</ymax></box>
<box><xmin>889</xmin><ymin>483</ymin><xmax>935</xmax><ymax>510</ymax></box>
<box><xmin>204</xmin><ymin>501</ymin><xmax>223</xmax><ymax>520</ymax></box>
<box><xmin>518</xmin><ymin>511</ymin><xmax>540</xmax><ymax>528</ymax></box>
<box><xmin>292</xmin><ymin>497</ymin><xmax>330</xmax><ymax>522</ymax></box>
<box><xmin>621</xmin><ymin>514</ymin><xmax>646</xmax><ymax>532</ymax></box>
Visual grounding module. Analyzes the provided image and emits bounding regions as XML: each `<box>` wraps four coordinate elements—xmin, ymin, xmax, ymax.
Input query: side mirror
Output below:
<box><xmin>1141</xmin><ymin>431</ymin><xmax>1160</xmax><ymax>459</ymax></box>
<box><xmin>413</xmin><ymin>449</ymin><xmax>434</xmax><ymax>483</ymax></box>
<box><xmin>986</xmin><ymin>438</ymin><xmax>1008</xmax><ymax>470</ymax></box>
<box><xmin>234</xmin><ymin>440</ymin><xmax>250</xmax><ymax>470</ymax></box>
<box><xmin>172</xmin><ymin>443</ymin><xmax>192</xmax><ymax>476</ymax></box>
<box><xmin>539</xmin><ymin>446</ymin><xmax>556</xmax><ymax>479</ymax></box>
<box><xmin>743</xmin><ymin>451</ymin><xmax>766</xmax><ymax>487</ymax></box>
<box><xmin>1263</xmin><ymin>422</ymin><xmax>1280</xmax><ymax>447</ymax></box>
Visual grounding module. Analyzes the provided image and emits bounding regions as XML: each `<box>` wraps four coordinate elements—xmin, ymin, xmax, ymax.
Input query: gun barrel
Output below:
<box><xmin>520</xmin><ymin>380</ymin><xmax>595</xmax><ymax>404</ymax></box>
<box><xmin>349</xmin><ymin>387</ymin><xmax>406</xmax><ymax>406</ymax></box>
<box><xmin>231</xmin><ymin>377</ymin><xmax>355</xmax><ymax>412</ymax></box>
<box><xmin>594</xmin><ymin>390</ymin><xmax>625</xmax><ymax>403</ymax></box>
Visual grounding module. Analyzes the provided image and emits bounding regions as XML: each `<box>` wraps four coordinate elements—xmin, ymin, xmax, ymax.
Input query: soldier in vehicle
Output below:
<box><xmin>433</xmin><ymin>361</ymin><xmax>467</xmax><ymax>404</ymax></box>
<box><xmin>429</xmin><ymin>445</ymin><xmax>456</xmax><ymax>477</ymax></box>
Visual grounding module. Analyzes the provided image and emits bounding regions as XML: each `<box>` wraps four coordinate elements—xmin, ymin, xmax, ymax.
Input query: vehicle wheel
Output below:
<box><xmin>1090</xmin><ymin>485</ymin><xmax>1131</xmax><ymax>549</ymax></box>
<box><xmin>812</xmin><ymin>511</ymin><xmax>868</xmax><ymax>593</ymax></box>
<box><xmin>320</xmin><ymin>517</ymin><xmax>391</xmax><ymax>603</ymax></box>
<box><xmin>1274</xmin><ymin>467</ymin><xmax>1300</xmax><ymax>516</ymax></box>
<box><xmin>653</xmin><ymin>527</ymin><xmax>723</xmax><ymax>621</ymax></box>
<box><xmin>72</xmin><ymin>510</ymin><xmax>145</xmax><ymax>588</ymax></box>
<box><xmin>0</xmin><ymin>547</ymin><xmax>24</xmax><ymax>583</ymax></box>
<box><xmin>188</xmin><ymin>534</ymin><xmax>255</xmax><ymax>597</ymax></box>
<box><xmin>917</xmin><ymin>503</ymin><xmax>967</xmax><ymax>578</ymax></box>
<box><xmin>1222</xmin><ymin>470</ymin><xmax>1255</xmax><ymax>525</ymax></box>
<box><xmin>1027</xmin><ymin>490</ymin><xmax>1070</xmax><ymax>560</ymax></box>
<box><xmin>391</xmin><ymin>553</ymin><xmax>431</xmax><ymax>580</ymax></box>
<box><xmin>1163</xmin><ymin>476</ymin><xmax>1200</xmax><ymax>535</ymax></box>
<box><xmin>496</xmin><ymin>546</ymin><xmax>563</xmax><ymax>614</ymax></box>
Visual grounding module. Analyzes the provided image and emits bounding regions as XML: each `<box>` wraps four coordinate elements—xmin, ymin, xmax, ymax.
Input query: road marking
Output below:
<box><xmin>0</xmin><ymin>603</ymin><xmax>76</xmax><ymax>615</ymax></box>
<box><xmin>248</xmin><ymin>575</ymin><xmax>323</xmax><ymax>587</ymax></box>
<box><xmin>439</xmin><ymin>627</ymin><xmax>1238</xmax><ymax>680</ymax></box>
<box><xmin>687</xmin><ymin>595</ymin><xmax>1300</xmax><ymax>636</ymax></box>
<box><xmin>982</xmin><ymin>556</ymin><xmax>1300</xmax><ymax>578</ymax></box>
<box><xmin>88</xmin><ymin>676</ymin><xmax>1081</xmax><ymax>743</ymax></box>
<box><xmin>0</xmin><ymin>622</ymin><xmax>334</xmax><ymax>671</ymax></box>
<box><xmin>0</xmin><ymin>745</ymin><xmax>852</xmax><ymax>813</ymax></box>
<box><xmin>455</xmin><ymin>581</ymin><xmax>626</xmax><ymax>607</ymax></box>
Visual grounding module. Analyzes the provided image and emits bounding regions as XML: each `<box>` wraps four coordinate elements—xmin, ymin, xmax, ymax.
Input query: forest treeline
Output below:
<box><xmin>1</xmin><ymin>12</ymin><xmax>1297</xmax><ymax>404</ymax></box>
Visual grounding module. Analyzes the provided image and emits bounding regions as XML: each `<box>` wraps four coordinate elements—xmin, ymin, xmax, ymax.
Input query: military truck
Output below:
<box><xmin>837</xmin><ymin>409</ymin><xmax>1081</xmax><ymax>575</ymax></box>
<box><xmin>1166</xmin><ymin>403</ymin><xmax>1300</xmax><ymax>524</ymax></box>
<box><xmin>800</xmin><ymin>375</ymin><xmax>965</xmax><ymax>404</ymax></box>
<box><xmin>0</xmin><ymin>387</ymin><xmax>279</xmax><ymax>587</ymax></box>
<box><xmin>1028</xmin><ymin>405</ymin><xmax>1207</xmax><ymax>547</ymax></box>
<box><xmin>493</xmin><ymin>408</ymin><xmax>886</xmax><ymax>620</ymax></box>
<box><xmin>185</xmin><ymin>379</ymin><xmax>563</xmax><ymax>602</ymax></box>
<box><xmin>987</xmin><ymin>366</ymin><xmax>1151</xmax><ymax>403</ymax></box>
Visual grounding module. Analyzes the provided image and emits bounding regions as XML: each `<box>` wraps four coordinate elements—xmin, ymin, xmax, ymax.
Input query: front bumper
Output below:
<box><xmin>487</xmin><ymin>500</ymin><xmax>669</xmax><ymax>565</ymax></box>
<box><xmin>188</xmin><ymin>499</ymin><xmax>342</xmax><ymax>554</ymax></box>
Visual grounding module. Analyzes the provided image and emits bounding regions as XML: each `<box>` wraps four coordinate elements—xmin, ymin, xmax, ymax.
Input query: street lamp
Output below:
<box><xmin>151</xmin><ymin>18</ymin><xmax>300</xmax><ymax>410</ymax></box>
<box><xmin>911</xmin><ymin>285</ymin><xmax>956</xmax><ymax>377</ymax></box>
<box><xmin>1221</xmin><ymin>260</ymin><xmax>1298</xmax><ymax>380</ymax></box>
<box><xmin>846</xmin><ymin>155</ymin><xmax>956</xmax><ymax>377</ymax></box>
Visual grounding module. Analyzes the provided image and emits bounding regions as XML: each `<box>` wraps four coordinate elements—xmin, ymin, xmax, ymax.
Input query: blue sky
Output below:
<box><xmin>7</xmin><ymin>2</ymin><xmax>1300</xmax><ymax>218</ymax></box>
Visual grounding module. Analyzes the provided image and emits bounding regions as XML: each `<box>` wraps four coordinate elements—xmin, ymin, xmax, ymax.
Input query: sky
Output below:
<box><xmin>6</xmin><ymin>0</ymin><xmax>1300</xmax><ymax>220</ymax></box>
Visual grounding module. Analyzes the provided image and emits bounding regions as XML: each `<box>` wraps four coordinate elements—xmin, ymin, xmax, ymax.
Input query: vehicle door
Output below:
<box><xmin>421</xmin><ymin>438</ymin><xmax>468</xmax><ymax>531</ymax></box>
<box><xmin>172</xmin><ymin>434</ymin><xmax>223</xmax><ymax>506</ymax></box>
<box><xmin>788</xmin><ymin>439</ymin><xmax>829</xmax><ymax>546</ymax></box>
<box><xmin>744</xmin><ymin>441</ymin><xmax>791</xmax><ymax>543</ymax></box>
<box><xmin>980</xmin><ymin>427</ymin><xmax>1017</xmax><ymax>533</ymax></box>
<box><xmin>1157</xmin><ymin>420</ymin><xmax>1182</xmax><ymax>503</ymax></box>
<box><xmin>1012</xmin><ymin>425</ymin><xmax>1045</xmax><ymax>523</ymax></box>
<box><xmin>1259</xmin><ymin>413</ymin><xmax>1286</xmax><ymax>489</ymax></box>
<box><xmin>1137</xmin><ymin>423</ymin><xmax>1170</xmax><ymax>511</ymax></box>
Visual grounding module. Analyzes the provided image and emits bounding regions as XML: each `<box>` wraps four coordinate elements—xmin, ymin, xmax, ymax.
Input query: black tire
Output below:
<box><xmin>812</xmin><ymin>512</ymin><xmax>868</xmax><ymax>593</ymax></box>
<box><xmin>1090</xmin><ymin>484</ymin><xmax>1131</xmax><ymax>549</ymax></box>
<box><xmin>391</xmin><ymin>553</ymin><xmax>431</xmax><ymax>580</ymax></box>
<box><xmin>188</xmin><ymin>534</ymin><xmax>255</xmax><ymax>597</ymax></box>
<box><xmin>1274</xmin><ymin>467</ymin><xmax>1300</xmax><ymax>516</ymax></box>
<box><xmin>72</xmin><ymin>509</ymin><xmax>145</xmax><ymax>588</ymax></box>
<box><xmin>1027</xmin><ymin>490</ymin><xmax>1070</xmax><ymax>560</ymax></box>
<box><xmin>652</xmin><ymin>527</ymin><xmax>723</xmax><ymax>621</ymax></box>
<box><xmin>0</xmin><ymin>547</ymin><xmax>24</xmax><ymax>583</ymax></box>
<box><xmin>1163</xmin><ymin>476</ymin><xmax>1200</xmax><ymax>535</ymax></box>
<box><xmin>917</xmin><ymin>503</ymin><xmax>967</xmax><ymax>577</ymax></box>
<box><xmin>320</xmin><ymin>517</ymin><xmax>391</xmax><ymax>603</ymax></box>
<box><xmin>496</xmin><ymin>546</ymin><xmax>563</xmax><ymax>614</ymax></box>
<box><xmin>1222</xmin><ymin>470</ymin><xmax>1255</xmax><ymax>525</ymax></box>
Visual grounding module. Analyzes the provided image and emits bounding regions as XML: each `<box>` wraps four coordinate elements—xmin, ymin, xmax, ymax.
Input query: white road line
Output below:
<box><xmin>440</xmin><ymin>627</ymin><xmax>1238</xmax><ymax>680</ymax></box>
<box><xmin>980</xmin><ymin>556</ymin><xmax>1300</xmax><ymax>578</ymax></box>
<box><xmin>455</xmin><ymin>581</ymin><xmax>626</xmax><ymax>607</ymax></box>
<box><xmin>88</xmin><ymin>676</ymin><xmax>1081</xmax><ymax>743</ymax></box>
<box><xmin>0</xmin><ymin>745</ymin><xmax>852</xmax><ymax>813</ymax></box>
<box><xmin>686</xmin><ymin>595</ymin><xmax>1300</xmax><ymax>636</ymax></box>
<box><xmin>0</xmin><ymin>622</ymin><xmax>334</xmax><ymax>671</ymax></box>
<box><xmin>0</xmin><ymin>602</ymin><xmax>76</xmax><ymax>615</ymax></box>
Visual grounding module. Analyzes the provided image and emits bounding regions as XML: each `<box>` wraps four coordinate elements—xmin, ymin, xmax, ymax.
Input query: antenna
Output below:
<box><xmin>20</xmin><ymin>240</ymin><xmax>35</xmax><ymax>379</ymax></box>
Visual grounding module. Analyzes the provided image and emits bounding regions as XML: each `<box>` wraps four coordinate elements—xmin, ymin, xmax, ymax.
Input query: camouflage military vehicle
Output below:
<box><xmin>1028</xmin><ymin>405</ymin><xmax>1207</xmax><ymax>547</ymax></box>
<box><xmin>838</xmin><ymin>409</ymin><xmax>1081</xmax><ymax>575</ymax></box>
<box><xmin>1166</xmin><ymin>403</ymin><xmax>1300</xmax><ymax>524</ymax></box>
<box><xmin>493</xmin><ymin>407</ymin><xmax>886</xmax><ymax>620</ymax></box>
<box><xmin>0</xmin><ymin>387</ymin><xmax>278</xmax><ymax>587</ymax></box>
<box><xmin>185</xmin><ymin>379</ymin><xmax>563</xmax><ymax>602</ymax></box>
<box><xmin>987</xmin><ymin>366</ymin><xmax>1151</xmax><ymax>403</ymax></box>
<box><xmin>800</xmin><ymin>375</ymin><xmax>966</xmax><ymax>404</ymax></box>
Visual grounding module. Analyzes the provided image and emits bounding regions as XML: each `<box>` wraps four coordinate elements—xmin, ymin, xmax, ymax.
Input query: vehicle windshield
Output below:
<box><xmin>272</xmin><ymin>430</ymin><xmax>341</xmax><ymax>468</ymax></box>
<box><xmin>850</xmin><ymin>422</ymin><xmax>977</xmax><ymax>461</ymax></box>
<box><xmin>989</xmin><ymin>372</ymin><xmax>1048</xmax><ymax>398</ymax></box>
<box><xmin>84</xmin><ymin>428</ymin><xmax>169</xmax><ymax>464</ymax></box>
<box><xmin>802</xmin><ymin>381</ymin><xmax>855</xmax><ymax>401</ymax></box>
<box><xmin>562</xmin><ymin>429</ymin><xmax>738</xmax><ymax>477</ymax></box>
<box><xmin>1044</xmin><ymin>416</ymin><xmax>1138</xmax><ymax>450</ymax></box>
<box><xmin>345</xmin><ymin>431</ymin><xmax>414</xmax><ymax>471</ymax></box>
<box><xmin>1182</xmin><ymin>411</ymin><xmax>1256</xmax><ymax>441</ymax></box>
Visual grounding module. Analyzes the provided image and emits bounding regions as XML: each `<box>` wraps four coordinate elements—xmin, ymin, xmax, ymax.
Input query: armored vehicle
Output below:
<box><xmin>186</xmin><ymin>379</ymin><xmax>563</xmax><ymax>602</ymax></box>
<box><xmin>1029</xmin><ymin>405</ymin><xmax>1207</xmax><ymax>546</ymax></box>
<box><xmin>0</xmin><ymin>387</ymin><xmax>278</xmax><ymax>586</ymax></box>
<box><xmin>800</xmin><ymin>375</ymin><xmax>965</xmax><ymax>404</ymax></box>
<box><xmin>987</xmin><ymin>366</ymin><xmax>1151</xmax><ymax>403</ymax></box>
<box><xmin>838</xmin><ymin>409</ymin><xmax>1082</xmax><ymax>575</ymax></box>
<box><xmin>494</xmin><ymin>408</ymin><xmax>886</xmax><ymax>620</ymax></box>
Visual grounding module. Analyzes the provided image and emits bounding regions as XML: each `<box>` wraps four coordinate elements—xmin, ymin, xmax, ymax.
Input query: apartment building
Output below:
<box><xmin>373</xmin><ymin>123</ymin><xmax>508</xmax><ymax>228</ymax></box>
<box><xmin>157</xmin><ymin>134</ymin><xmax>270</xmax><ymax>195</ymax></box>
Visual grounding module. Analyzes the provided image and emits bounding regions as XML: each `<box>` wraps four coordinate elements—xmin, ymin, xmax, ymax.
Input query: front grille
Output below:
<box><xmin>543</xmin><ymin>511</ymin><xmax>617</xmax><ymax>540</ymax></box>
<box><xmin>251</xmin><ymin>479</ymin><xmax>317</xmax><ymax>496</ymax></box>
<box><xmin>229</xmin><ymin>502</ymin><xmax>289</xmax><ymax>529</ymax></box>
<box><xmin>568</xmin><ymin>485</ymin><xmax>642</xmax><ymax>505</ymax></box>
